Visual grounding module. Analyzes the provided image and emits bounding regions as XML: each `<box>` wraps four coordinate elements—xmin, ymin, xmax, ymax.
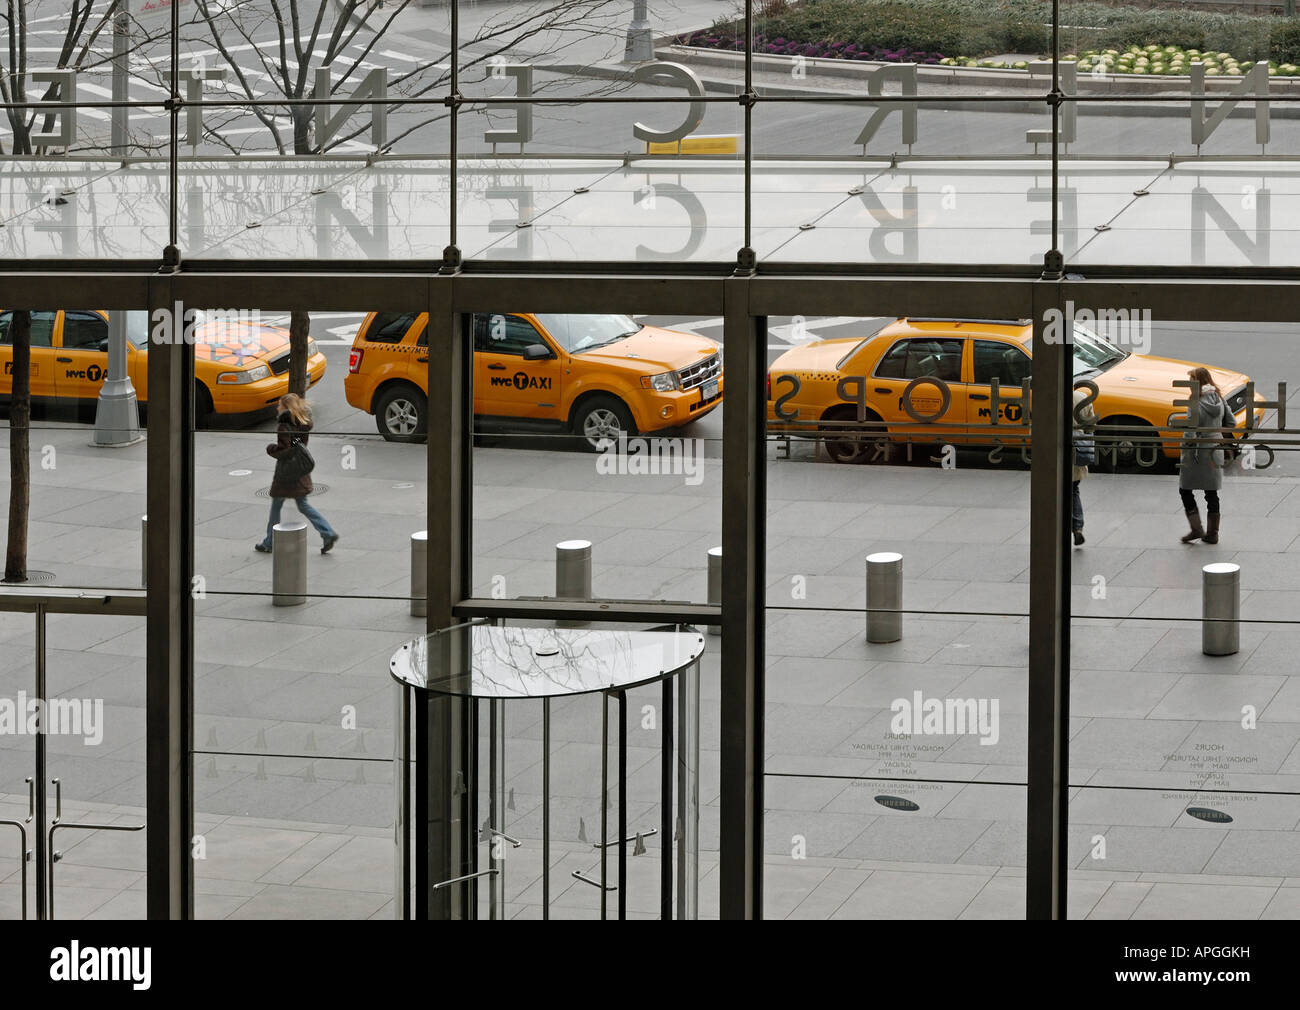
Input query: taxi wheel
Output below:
<box><xmin>574</xmin><ymin>395</ymin><xmax>634</xmax><ymax>453</ymax></box>
<box><xmin>821</xmin><ymin>406</ymin><xmax>883</xmax><ymax>464</ymax></box>
<box><xmin>1096</xmin><ymin>416</ymin><xmax>1150</xmax><ymax>473</ymax></box>
<box><xmin>194</xmin><ymin>382</ymin><xmax>213</xmax><ymax>429</ymax></box>
<box><xmin>375</xmin><ymin>384</ymin><xmax>428</xmax><ymax>442</ymax></box>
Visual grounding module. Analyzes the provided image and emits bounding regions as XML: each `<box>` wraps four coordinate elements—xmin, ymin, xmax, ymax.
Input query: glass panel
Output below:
<box><xmin>764</xmin><ymin>308</ymin><xmax>1033</xmax><ymax>918</ymax></box>
<box><xmin>469</xmin><ymin>309</ymin><xmax>722</xmax><ymax>604</ymax></box>
<box><xmin>1067</xmin><ymin>311</ymin><xmax>1300</xmax><ymax>918</ymax></box>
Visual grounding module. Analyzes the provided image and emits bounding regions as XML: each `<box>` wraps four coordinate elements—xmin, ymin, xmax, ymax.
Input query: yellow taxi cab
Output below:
<box><xmin>0</xmin><ymin>309</ymin><xmax>326</xmax><ymax>420</ymax></box>
<box><xmin>767</xmin><ymin>318</ymin><xmax>1265</xmax><ymax>466</ymax></box>
<box><xmin>344</xmin><ymin>312</ymin><xmax>723</xmax><ymax>449</ymax></box>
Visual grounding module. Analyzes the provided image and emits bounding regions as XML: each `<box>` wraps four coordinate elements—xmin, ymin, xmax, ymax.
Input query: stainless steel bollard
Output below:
<box><xmin>1202</xmin><ymin>562</ymin><xmax>1240</xmax><ymax>656</ymax></box>
<box><xmin>556</xmin><ymin>539</ymin><xmax>592</xmax><ymax>628</ymax></box>
<box><xmin>272</xmin><ymin>521</ymin><xmax>308</xmax><ymax>607</ymax></box>
<box><xmin>141</xmin><ymin>514</ymin><xmax>147</xmax><ymax>588</ymax></box>
<box><xmin>410</xmin><ymin>530</ymin><xmax>428</xmax><ymax>618</ymax></box>
<box><xmin>707</xmin><ymin>546</ymin><xmax>722</xmax><ymax>637</ymax></box>
<box><xmin>866</xmin><ymin>552</ymin><xmax>903</xmax><ymax>644</ymax></box>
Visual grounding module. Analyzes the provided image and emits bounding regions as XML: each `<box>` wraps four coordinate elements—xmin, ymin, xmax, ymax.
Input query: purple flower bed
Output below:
<box><xmin>678</xmin><ymin>31</ymin><xmax>944</xmax><ymax>64</ymax></box>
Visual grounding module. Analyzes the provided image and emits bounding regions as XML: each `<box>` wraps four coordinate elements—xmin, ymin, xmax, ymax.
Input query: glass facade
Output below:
<box><xmin>1</xmin><ymin>0</ymin><xmax>1298</xmax><ymax>924</ymax></box>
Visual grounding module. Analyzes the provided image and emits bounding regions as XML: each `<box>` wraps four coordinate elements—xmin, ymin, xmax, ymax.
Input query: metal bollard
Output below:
<box><xmin>556</xmin><ymin>539</ymin><xmax>592</xmax><ymax>629</ymax></box>
<box><xmin>707</xmin><ymin>546</ymin><xmax>722</xmax><ymax>637</ymax></box>
<box><xmin>866</xmin><ymin>552</ymin><xmax>903</xmax><ymax>644</ymax></box>
<box><xmin>141</xmin><ymin>514</ymin><xmax>147</xmax><ymax>588</ymax></box>
<box><xmin>272</xmin><ymin>521</ymin><xmax>308</xmax><ymax>607</ymax></box>
<box><xmin>410</xmin><ymin>530</ymin><xmax>428</xmax><ymax>618</ymax></box>
<box><xmin>1202</xmin><ymin>562</ymin><xmax>1240</xmax><ymax>656</ymax></box>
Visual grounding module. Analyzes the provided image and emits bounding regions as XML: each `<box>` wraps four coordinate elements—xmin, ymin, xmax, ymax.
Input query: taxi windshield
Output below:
<box><xmin>1071</xmin><ymin>324</ymin><xmax>1128</xmax><ymax>375</ymax></box>
<box><xmin>534</xmin><ymin>314</ymin><xmax>642</xmax><ymax>353</ymax></box>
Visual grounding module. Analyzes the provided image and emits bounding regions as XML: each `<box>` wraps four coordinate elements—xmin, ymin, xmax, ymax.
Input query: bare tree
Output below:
<box><xmin>1</xmin><ymin>0</ymin><xmax>171</xmax><ymax>155</ymax></box>
<box><xmin>4</xmin><ymin>310</ymin><xmax>31</xmax><ymax>582</ymax></box>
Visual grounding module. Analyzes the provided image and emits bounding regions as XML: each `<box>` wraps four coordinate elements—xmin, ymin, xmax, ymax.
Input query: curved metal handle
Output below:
<box><xmin>25</xmin><ymin>776</ymin><xmax>34</xmax><ymax>823</ymax></box>
<box><xmin>51</xmin><ymin>778</ymin><xmax>61</xmax><ymax>825</ymax></box>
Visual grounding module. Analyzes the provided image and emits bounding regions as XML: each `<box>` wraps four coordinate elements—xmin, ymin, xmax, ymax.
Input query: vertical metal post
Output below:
<box><xmin>1027</xmin><ymin>283</ymin><xmax>1070</xmax><ymax>920</ymax></box>
<box><xmin>110</xmin><ymin>10</ymin><xmax>130</xmax><ymax>155</ymax></box>
<box><xmin>617</xmin><ymin>689</ymin><xmax>627</xmax><ymax>921</ymax></box>
<box><xmin>719</xmin><ymin>281</ymin><xmax>763</xmax><ymax>919</ymax></box>
<box><xmin>93</xmin><ymin>310</ymin><xmax>143</xmax><ymax>446</ymax></box>
<box><xmin>866</xmin><ymin>552</ymin><xmax>903</xmax><ymax>643</ymax></box>
<box><xmin>556</xmin><ymin>540</ymin><xmax>592</xmax><ymax>628</ymax></box>
<box><xmin>410</xmin><ymin>531</ymin><xmax>428</xmax><ymax>617</ymax></box>
<box><xmin>141</xmin><ymin>515</ymin><xmax>147</xmax><ymax>588</ymax></box>
<box><xmin>707</xmin><ymin>546</ymin><xmax>722</xmax><ymax>637</ymax></box>
<box><xmin>542</xmin><ymin>697</ymin><xmax>550</xmax><ymax>920</ymax></box>
<box><xmin>394</xmin><ymin>681</ymin><xmax>410</xmax><ymax>919</ymax></box>
<box><xmin>421</xmin><ymin>276</ymin><xmax>474</xmax><ymax>920</ymax></box>
<box><xmin>624</xmin><ymin>0</ymin><xmax>653</xmax><ymax>62</ymax></box>
<box><xmin>488</xmin><ymin>697</ymin><xmax>505</xmax><ymax>919</ymax></box>
<box><xmin>600</xmin><ymin>692</ymin><xmax>609</xmax><ymax>921</ymax></box>
<box><xmin>660</xmin><ymin>676</ymin><xmax>673</xmax><ymax>919</ymax></box>
<box><xmin>677</xmin><ymin>657</ymin><xmax>700</xmax><ymax>920</ymax></box>
<box><xmin>1202</xmin><ymin>563</ymin><xmax>1241</xmax><ymax>655</ymax></box>
<box><xmin>271</xmin><ymin>522</ymin><xmax>308</xmax><ymax>606</ymax></box>
<box><xmin>146</xmin><ymin>274</ymin><xmax>193</xmax><ymax>920</ymax></box>
<box><xmin>33</xmin><ymin>604</ymin><xmax>47</xmax><ymax>920</ymax></box>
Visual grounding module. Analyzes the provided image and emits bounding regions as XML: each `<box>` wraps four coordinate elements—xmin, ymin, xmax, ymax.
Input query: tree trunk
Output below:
<box><xmin>293</xmin><ymin>107</ymin><xmax>313</xmax><ymax>155</ymax></box>
<box><xmin>4</xmin><ymin>310</ymin><xmax>32</xmax><ymax>583</ymax></box>
<box><xmin>288</xmin><ymin>310</ymin><xmax>311</xmax><ymax>397</ymax></box>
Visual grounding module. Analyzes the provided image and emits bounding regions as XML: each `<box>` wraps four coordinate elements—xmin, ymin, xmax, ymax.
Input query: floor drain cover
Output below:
<box><xmin>256</xmin><ymin>484</ymin><xmax>328</xmax><ymax>498</ymax></box>
<box><xmin>6</xmin><ymin>570</ymin><xmax>56</xmax><ymax>585</ymax></box>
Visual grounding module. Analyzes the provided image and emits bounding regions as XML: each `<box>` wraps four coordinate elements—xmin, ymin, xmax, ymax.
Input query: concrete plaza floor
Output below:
<box><xmin>1</xmin><ymin>421</ymin><xmax>1299</xmax><ymax>919</ymax></box>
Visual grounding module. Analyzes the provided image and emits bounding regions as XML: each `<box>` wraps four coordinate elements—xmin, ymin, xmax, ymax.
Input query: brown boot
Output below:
<box><xmin>1181</xmin><ymin>509</ymin><xmax>1204</xmax><ymax>543</ymax></box>
<box><xmin>1203</xmin><ymin>513</ymin><xmax>1220</xmax><ymax>545</ymax></box>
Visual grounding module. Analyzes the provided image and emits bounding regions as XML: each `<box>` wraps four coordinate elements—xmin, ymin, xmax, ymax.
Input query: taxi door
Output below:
<box><xmin>0</xmin><ymin>311</ymin><xmax>59</xmax><ymax>400</ymax></box>
<box><xmin>53</xmin><ymin>310</ymin><xmax>111</xmax><ymax>403</ymax></box>
<box><xmin>966</xmin><ymin>338</ymin><xmax>1032</xmax><ymax>448</ymax></box>
<box><xmin>869</xmin><ymin>336</ymin><xmax>967</xmax><ymax>443</ymax></box>
<box><xmin>472</xmin><ymin>313</ymin><xmax>564</xmax><ymax>421</ymax></box>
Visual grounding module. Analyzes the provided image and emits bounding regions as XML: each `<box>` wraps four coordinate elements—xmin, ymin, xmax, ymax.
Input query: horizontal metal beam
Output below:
<box><xmin>0</xmin><ymin>588</ymin><xmax>146</xmax><ymax>615</ymax></box>
<box><xmin>450</xmin><ymin>274</ymin><xmax>726</xmax><ymax>315</ymax></box>
<box><xmin>750</xmin><ymin>275</ymin><xmax>1038</xmax><ymax>318</ymax></box>
<box><xmin>455</xmin><ymin>598</ymin><xmax>721</xmax><ymax>625</ymax></box>
<box><xmin>0</xmin><ymin>273</ymin><xmax>154</xmax><ymax>309</ymax></box>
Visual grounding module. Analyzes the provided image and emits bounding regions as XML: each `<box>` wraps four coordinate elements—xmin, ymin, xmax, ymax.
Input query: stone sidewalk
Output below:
<box><xmin>0</xmin><ymin>419</ymin><xmax>1298</xmax><ymax>918</ymax></box>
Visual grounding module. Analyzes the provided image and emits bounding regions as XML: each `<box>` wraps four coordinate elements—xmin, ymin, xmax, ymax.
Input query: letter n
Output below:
<box><xmin>314</xmin><ymin>66</ymin><xmax>388</xmax><ymax>149</ymax></box>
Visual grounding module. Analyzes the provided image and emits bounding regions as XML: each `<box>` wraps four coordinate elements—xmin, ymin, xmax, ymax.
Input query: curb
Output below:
<box><xmin>550</xmin><ymin>56</ymin><xmax>1300</xmax><ymax>121</ymax></box>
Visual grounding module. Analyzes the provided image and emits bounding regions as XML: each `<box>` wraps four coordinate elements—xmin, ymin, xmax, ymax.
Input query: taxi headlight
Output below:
<box><xmin>642</xmin><ymin>372</ymin><xmax>679</xmax><ymax>392</ymax></box>
<box><xmin>217</xmin><ymin>364</ymin><xmax>271</xmax><ymax>384</ymax></box>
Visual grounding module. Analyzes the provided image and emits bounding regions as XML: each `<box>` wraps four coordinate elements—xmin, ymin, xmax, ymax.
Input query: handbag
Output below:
<box><xmin>1073</xmin><ymin>434</ymin><xmax>1095</xmax><ymax>466</ymax></box>
<box><xmin>276</xmin><ymin>435</ymin><xmax>315</xmax><ymax>482</ymax></box>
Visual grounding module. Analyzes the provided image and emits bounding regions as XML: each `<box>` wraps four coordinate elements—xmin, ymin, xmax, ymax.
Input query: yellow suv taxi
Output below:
<box><xmin>768</xmin><ymin>318</ymin><xmax>1264</xmax><ymax>466</ymax></box>
<box><xmin>0</xmin><ymin>309</ymin><xmax>326</xmax><ymax>420</ymax></box>
<box><xmin>345</xmin><ymin>312</ymin><xmax>723</xmax><ymax>449</ymax></box>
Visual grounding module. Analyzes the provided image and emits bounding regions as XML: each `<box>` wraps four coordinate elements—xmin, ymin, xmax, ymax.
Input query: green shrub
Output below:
<box><xmin>710</xmin><ymin>0</ymin><xmax>1300</xmax><ymax>63</ymax></box>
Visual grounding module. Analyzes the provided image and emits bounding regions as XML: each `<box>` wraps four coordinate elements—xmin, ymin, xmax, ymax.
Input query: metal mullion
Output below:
<box><xmin>719</xmin><ymin>278</ymin><xmax>763</xmax><ymax>920</ymax></box>
<box><xmin>145</xmin><ymin>272</ymin><xmax>194</xmax><ymax>920</ymax></box>
<box><xmin>1026</xmin><ymin>281</ymin><xmax>1070</xmax><ymax>920</ymax></box>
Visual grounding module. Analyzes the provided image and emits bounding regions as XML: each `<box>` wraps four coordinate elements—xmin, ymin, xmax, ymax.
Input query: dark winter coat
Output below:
<box><xmin>267</xmin><ymin>412</ymin><xmax>313</xmax><ymax>499</ymax></box>
<box><xmin>1179</xmin><ymin>388</ymin><xmax>1234</xmax><ymax>492</ymax></box>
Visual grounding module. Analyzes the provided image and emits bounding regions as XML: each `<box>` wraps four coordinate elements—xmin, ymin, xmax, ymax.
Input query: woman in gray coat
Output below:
<box><xmin>1179</xmin><ymin>367</ymin><xmax>1235</xmax><ymax>545</ymax></box>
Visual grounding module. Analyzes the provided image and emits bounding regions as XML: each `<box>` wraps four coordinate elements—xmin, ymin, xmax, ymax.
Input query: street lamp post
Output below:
<box><xmin>92</xmin><ymin>312</ymin><xmax>144</xmax><ymax>447</ymax></box>
<box><xmin>625</xmin><ymin>0</ymin><xmax>653</xmax><ymax>63</ymax></box>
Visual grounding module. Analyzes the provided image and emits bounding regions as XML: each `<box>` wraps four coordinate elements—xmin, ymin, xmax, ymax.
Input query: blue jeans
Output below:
<box><xmin>260</xmin><ymin>497</ymin><xmax>336</xmax><ymax>549</ymax></box>
<box><xmin>1071</xmin><ymin>480</ymin><xmax>1084</xmax><ymax>532</ymax></box>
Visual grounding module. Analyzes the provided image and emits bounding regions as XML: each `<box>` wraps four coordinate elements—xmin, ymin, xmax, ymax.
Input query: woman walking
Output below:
<box><xmin>255</xmin><ymin>393</ymin><xmax>339</xmax><ymax>554</ymax></box>
<box><xmin>1178</xmin><ymin>366</ymin><xmax>1234</xmax><ymax>545</ymax></box>
<box><xmin>1072</xmin><ymin>385</ymin><xmax>1097</xmax><ymax>546</ymax></box>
